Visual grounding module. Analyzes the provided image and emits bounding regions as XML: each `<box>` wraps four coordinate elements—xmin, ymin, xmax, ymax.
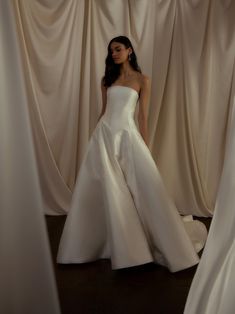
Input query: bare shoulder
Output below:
<box><xmin>140</xmin><ymin>73</ymin><xmax>150</xmax><ymax>86</ymax></box>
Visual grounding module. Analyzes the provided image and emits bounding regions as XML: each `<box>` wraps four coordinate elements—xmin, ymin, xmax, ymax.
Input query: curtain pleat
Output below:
<box><xmin>0</xmin><ymin>1</ymin><xmax>60</xmax><ymax>313</ymax></box>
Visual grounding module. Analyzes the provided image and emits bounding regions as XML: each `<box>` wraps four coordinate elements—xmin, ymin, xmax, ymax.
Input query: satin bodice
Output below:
<box><xmin>102</xmin><ymin>86</ymin><xmax>139</xmax><ymax>130</ymax></box>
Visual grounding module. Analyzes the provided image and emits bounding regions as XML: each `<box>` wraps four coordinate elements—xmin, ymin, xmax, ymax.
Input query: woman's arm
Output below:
<box><xmin>98</xmin><ymin>79</ymin><xmax>107</xmax><ymax>121</ymax></box>
<box><xmin>138</xmin><ymin>75</ymin><xmax>151</xmax><ymax>146</ymax></box>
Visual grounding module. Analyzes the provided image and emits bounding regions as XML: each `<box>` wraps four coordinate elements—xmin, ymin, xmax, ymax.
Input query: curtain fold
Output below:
<box><xmin>184</xmin><ymin>72</ymin><xmax>235</xmax><ymax>314</ymax></box>
<box><xmin>0</xmin><ymin>1</ymin><xmax>60</xmax><ymax>313</ymax></box>
<box><xmin>13</xmin><ymin>0</ymin><xmax>235</xmax><ymax>216</ymax></box>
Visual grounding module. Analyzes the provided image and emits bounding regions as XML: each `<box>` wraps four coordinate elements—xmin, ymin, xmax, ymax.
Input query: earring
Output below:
<box><xmin>128</xmin><ymin>53</ymin><xmax>132</xmax><ymax>61</ymax></box>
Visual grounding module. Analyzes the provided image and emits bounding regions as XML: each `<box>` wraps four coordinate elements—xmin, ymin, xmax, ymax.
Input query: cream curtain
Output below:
<box><xmin>0</xmin><ymin>1</ymin><xmax>60</xmax><ymax>313</ymax></box>
<box><xmin>184</xmin><ymin>96</ymin><xmax>235</xmax><ymax>314</ymax></box>
<box><xmin>150</xmin><ymin>0</ymin><xmax>235</xmax><ymax>216</ymax></box>
<box><xmin>13</xmin><ymin>0</ymin><xmax>235</xmax><ymax>216</ymax></box>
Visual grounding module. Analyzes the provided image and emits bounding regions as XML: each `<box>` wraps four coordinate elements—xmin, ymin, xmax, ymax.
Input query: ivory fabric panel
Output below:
<box><xmin>0</xmin><ymin>1</ymin><xmax>60</xmax><ymax>313</ymax></box>
<box><xmin>184</xmin><ymin>94</ymin><xmax>235</xmax><ymax>314</ymax></box>
<box><xmin>149</xmin><ymin>0</ymin><xmax>235</xmax><ymax>216</ymax></box>
<box><xmin>13</xmin><ymin>0</ymin><xmax>235</xmax><ymax>216</ymax></box>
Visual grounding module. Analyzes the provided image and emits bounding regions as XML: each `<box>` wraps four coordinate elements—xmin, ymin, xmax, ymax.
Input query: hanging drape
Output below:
<box><xmin>150</xmin><ymin>0</ymin><xmax>235</xmax><ymax>216</ymax></box>
<box><xmin>0</xmin><ymin>1</ymin><xmax>60</xmax><ymax>313</ymax></box>
<box><xmin>13</xmin><ymin>0</ymin><xmax>235</xmax><ymax>216</ymax></box>
<box><xmin>184</xmin><ymin>95</ymin><xmax>235</xmax><ymax>314</ymax></box>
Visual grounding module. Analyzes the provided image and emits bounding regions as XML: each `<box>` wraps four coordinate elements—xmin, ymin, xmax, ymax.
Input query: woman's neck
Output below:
<box><xmin>120</xmin><ymin>62</ymin><xmax>134</xmax><ymax>78</ymax></box>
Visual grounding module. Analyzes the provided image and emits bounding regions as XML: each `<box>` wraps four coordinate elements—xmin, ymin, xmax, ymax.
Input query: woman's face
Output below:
<box><xmin>110</xmin><ymin>42</ymin><xmax>131</xmax><ymax>64</ymax></box>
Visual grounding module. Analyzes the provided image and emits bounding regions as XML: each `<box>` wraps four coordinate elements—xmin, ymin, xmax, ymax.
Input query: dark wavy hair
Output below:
<box><xmin>102</xmin><ymin>36</ymin><xmax>141</xmax><ymax>87</ymax></box>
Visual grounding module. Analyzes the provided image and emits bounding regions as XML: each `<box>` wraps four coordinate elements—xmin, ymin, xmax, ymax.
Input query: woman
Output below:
<box><xmin>57</xmin><ymin>36</ymin><xmax>207</xmax><ymax>272</ymax></box>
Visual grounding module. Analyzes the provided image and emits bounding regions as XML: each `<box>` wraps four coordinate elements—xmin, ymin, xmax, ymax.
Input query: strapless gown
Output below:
<box><xmin>57</xmin><ymin>85</ymin><xmax>207</xmax><ymax>272</ymax></box>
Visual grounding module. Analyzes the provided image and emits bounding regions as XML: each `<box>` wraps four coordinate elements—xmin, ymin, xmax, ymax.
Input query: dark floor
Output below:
<box><xmin>46</xmin><ymin>216</ymin><xmax>211</xmax><ymax>314</ymax></box>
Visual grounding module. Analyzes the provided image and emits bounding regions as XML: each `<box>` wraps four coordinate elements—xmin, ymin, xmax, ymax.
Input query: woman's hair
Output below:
<box><xmin>102</xmin><ymin>36</ymin><xmax>141</xmax><ymax>87</ymax></box>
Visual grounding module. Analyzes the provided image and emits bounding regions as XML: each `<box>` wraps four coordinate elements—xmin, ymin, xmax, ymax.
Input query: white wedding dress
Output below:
<box><xmin>57</xmin><ymin>85</ymin><xmax>207</xmax><ymax>272</ymax></box>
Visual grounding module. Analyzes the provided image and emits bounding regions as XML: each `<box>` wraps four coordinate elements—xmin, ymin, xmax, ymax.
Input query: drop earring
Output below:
<box><xmin>128</xmin><ymin>53</ymin><xmax>132</xmax><ymax>61</ymax></box>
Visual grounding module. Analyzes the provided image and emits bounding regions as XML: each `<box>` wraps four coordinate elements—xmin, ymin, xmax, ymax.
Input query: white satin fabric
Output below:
<box><xmin>184</xmin><ymin>96</ymin><xmax>235</xmax><ymax>314</ymax></box>
<box><xmin>57</xmin><ymin>86</ymin><xmax>207</xmax><ymax>272</ymax></box>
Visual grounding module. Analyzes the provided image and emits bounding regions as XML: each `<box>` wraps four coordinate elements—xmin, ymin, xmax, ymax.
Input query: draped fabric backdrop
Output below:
<box><xmin>0</xmin><ymin>1</ymin><xmax>60</xmax><ymax>313</ymax></box>
<box><xmin>13</xmin><ymin>0</ymin><xmax>235</xmax><ymax>216</ymax></box>
<box><xmin>184</xmin><ymin>95</ymin><xmax>235</xmax><ymax>314</ymax></box>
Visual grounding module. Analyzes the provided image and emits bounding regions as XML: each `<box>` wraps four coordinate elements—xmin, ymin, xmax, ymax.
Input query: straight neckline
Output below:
<box><xmin>108</xmin><ymin>85</ymin><xmax>139</xmax><ymax>96</ymax></box>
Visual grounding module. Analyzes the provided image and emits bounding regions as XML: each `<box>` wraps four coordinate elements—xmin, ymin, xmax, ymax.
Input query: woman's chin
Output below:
<box><xmin>113</xmin><ymin>60</ymin><xmax>122</xmax><ymax>64</ymax></box>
